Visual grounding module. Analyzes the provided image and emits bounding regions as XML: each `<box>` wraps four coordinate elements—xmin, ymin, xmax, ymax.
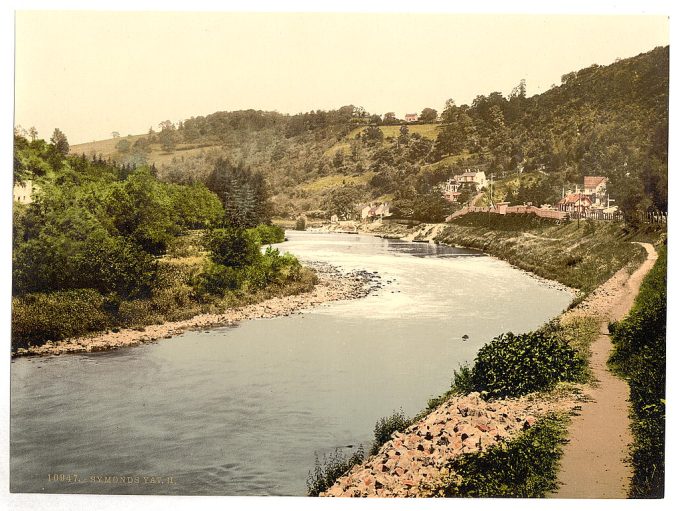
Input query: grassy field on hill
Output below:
<box><xmin>71</xmin><ymin>136</ymin><xmax>220</xmax><ymax>167</ymax></box>
<box><xmin>300</xmin><ymin>172</ymin><xmax>376</xmax><ymax>192</ymax></box>
<box><xmin>324</xmin><ymin>123</ymin><xmax>440</xmax><ymax>156</ymax></box>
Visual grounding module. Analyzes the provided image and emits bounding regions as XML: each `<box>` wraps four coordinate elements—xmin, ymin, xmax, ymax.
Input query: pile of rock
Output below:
<box><xmin>322</xmin><ymin>392</ymin><xmax>576</xmax><ymax>497</ymax></box>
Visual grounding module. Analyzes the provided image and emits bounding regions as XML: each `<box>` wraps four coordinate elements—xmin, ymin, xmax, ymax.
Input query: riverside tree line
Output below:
<box><xmin>12</xmin><ymin>130</ymin><xmax>312</xmax><ymax>349</ymax></box>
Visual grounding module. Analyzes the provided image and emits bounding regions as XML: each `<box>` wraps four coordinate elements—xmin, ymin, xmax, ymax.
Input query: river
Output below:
<box><xmin>10</xmin><ymin>231</ymin><xmax>574</xmax><ymax>495</ymax></box>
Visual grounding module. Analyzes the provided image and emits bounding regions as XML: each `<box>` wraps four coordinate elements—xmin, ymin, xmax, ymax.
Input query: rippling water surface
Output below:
<box><xmin>11</xmin><ymin>232</ymin><xmax>573</xmax><ymax>495</ymax></box>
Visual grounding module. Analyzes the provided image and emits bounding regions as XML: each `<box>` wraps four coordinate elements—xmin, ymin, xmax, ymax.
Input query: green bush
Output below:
<box><xmin>295</xmin><ymin>215</ymin><xmax>307</xmax><ymax>231</ymax></box>
<box><xmin>203</xmin><ymin>227</ymin><xmax>261</xmax><ymax>268</ymax></box>
<box><xmin>116</xmin><ymin>299</ymin><xmax>162</xmax><ymax>328</ymax></box>
<box><xmin>194</xmin><ymin>261</ymin><xmax>246</xmax><ymax>297</ymax></box>
<box><xmin>12</xmin><ymin>289</ymin><xmax>110</xmax><ymax>348</ymax></box>
<box><xmin>248</xmin><ymin>224</ymin><xmax>285</xmax><ymax>245</ymax></box>
<box><xmin>371</xmin><ymin>409</ymin><xmax>413</xmax><ymax>454</ymax></box>
<box><xmin>306</xmin><ymin>446</ymin><xmax>365</xmax><ymax>496</ymax></box>
<box><xmin>609</xmin><ymin>244</ymin><xmax>666</xmax><ymax>498</ymax></box>
<box><xmin>440</xmin><ymin>414</ymin><xmax>568</xmax><ymax>497</ymax></box>
<box><xmin>457</xmin><ymin>331</ymin><xmax>586</xmax><ymax>399</ymax></box>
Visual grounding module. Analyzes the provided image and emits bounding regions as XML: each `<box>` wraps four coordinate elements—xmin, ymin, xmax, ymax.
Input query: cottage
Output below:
<box><xmin>440</xmin><ymin>178</ymin><xmax>461</xmax><ymax>202</ymax></box>
<box><xmin>404</xmin><ymin>113</ymin><xmax>418</xmax><ymax>123</ymax></box>
<box><xmin>361</xmin><ymin>202</ymin><xmax>392</xmax><ymax>221</ymax></box>
<box><xmin>583</xmin><ymin>176</ymin><xmax>608</xmax><ymax>205</ymax></box>
<box><xmin>556</xmin><ymin>193</ymin><xmax>592</xmax><ymax>214</ymax></box>
<box><xmin>457</xmin><ymin>170</ymin><xmax>488</xmax><ymax>191</ymax></box>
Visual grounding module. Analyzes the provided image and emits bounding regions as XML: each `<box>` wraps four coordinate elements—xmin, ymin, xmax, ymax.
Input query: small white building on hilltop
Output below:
<box><xmin>13</xmin><ymin>180</ymin><xmax>36</xmax><ymax>205</ymax></box>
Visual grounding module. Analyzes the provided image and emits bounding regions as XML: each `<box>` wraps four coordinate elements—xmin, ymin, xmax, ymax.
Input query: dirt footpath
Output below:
<box><xmin>551</xmin><ymin>242</ymin><xmax>658</xmax><ymax>498</ymax></box>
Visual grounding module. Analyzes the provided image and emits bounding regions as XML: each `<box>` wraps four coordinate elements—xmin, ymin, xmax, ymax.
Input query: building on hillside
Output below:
<box><xmin>440</xmin><ymin>170</ymin><xmax>488</xmax><ymax>202</ymax></box>
<box><xmin>583</xmin><ymin>176</ymin><xmax>608</xmax><ymax>205</ymax></box>
<box><xmin>360</xmin><ymin>202</ymin><xmax>392</xmax><ymax>221</ymax></box>
<box><xmin>330</xmin><ymin>214</ymin><xmax>339</xmax><ymax>224</ymax></box>
<box><xmin>441</xmin><ymin>178</ymin><xmax>462</xmax><ymax>202</ymax></box>
<box><xmin>404</xmin><ymin>113</ymin><xmax>418</xmax><ymax>123</ymax></box>
<box><xmin>458</xmin><ymin>170</ymin><xmax>488</xmax><ymax>191</ymax></box>
<box><xmin>556</xmin><ymin>193</ymin><xmax>592</xmax><ymax>214</ymax></box>
<box><xmin>13</xmin><ymin>180</ymin><xmax>36</xmax><ymax>204</ymax></box>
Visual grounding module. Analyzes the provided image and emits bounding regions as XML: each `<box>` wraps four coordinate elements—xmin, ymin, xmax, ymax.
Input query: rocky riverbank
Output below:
<box><xmin>13</xmin><ymin>263</ymin><xmax>377</xmax><ymax>357</ymax></box>
<box><xmin>319</xmin><ymin>239</ymin><xmax>654</xmax><ymax>498</ymax></box>
<box><xmin>322</xmin><ymin>391</ymin><xmax>579</xmax><ymax>497</ymax></box>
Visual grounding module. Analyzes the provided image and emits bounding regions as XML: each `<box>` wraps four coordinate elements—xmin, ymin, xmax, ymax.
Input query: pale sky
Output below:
<box><xmin>15</xmin><ymin>12</ymin><xmax>669</xmax><ymax>144</ymax></box>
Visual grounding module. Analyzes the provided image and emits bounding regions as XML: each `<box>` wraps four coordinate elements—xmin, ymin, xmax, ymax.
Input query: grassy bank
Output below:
<box><xmin>11</xmin><ymin>227</ymin><xmax>317</xmax><ymax>351</ymax></box>
<box><xmin>609</xmin><ymin>244</ymin><xmax>667</xmax><ymax>498</ymax></box>
<box><xmin>437</xmin><ymin>214</ymin><xmax>660</xmax><ymax>293</ymax></box>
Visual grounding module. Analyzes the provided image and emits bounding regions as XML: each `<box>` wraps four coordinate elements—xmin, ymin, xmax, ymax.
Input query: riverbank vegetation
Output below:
<box><xmin>437</xmin><ymin>214</ymin><xmax>657</xmax><ymax>294</ymax></box>
<box><xmin>12</xmin><ymin>132</ymin><xmax>309</xmax><ymax>351</ymax></box>
<box><xmin>434</xmin><ymin>414</ymin><xmax>570</xmax><ymax>497</ymax></box>
<box><xmin>609</xmin><ymin>244</ymin><xmax>666</xmax><ymax>498</ymax></box>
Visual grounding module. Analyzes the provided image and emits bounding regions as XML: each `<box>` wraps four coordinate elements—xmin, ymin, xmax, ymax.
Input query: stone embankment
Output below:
<box><xmin>322</xmin><ymin>391</ymin><xmax>578</xmax><ymax>497</ymax></box>
<box><xmin>13</xmin><ymin>263</ymin><xmax>378</xmax><ymax>357</ymax></box>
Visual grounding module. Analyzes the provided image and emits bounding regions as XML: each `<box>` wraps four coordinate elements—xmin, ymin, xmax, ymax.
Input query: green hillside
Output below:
<box><xmin>69</xmin><ymin>46</ymin><xmax>668</xmax><ymax>224</ymax></box>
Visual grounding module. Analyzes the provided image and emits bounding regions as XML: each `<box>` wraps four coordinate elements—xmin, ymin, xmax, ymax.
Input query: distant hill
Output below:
<box><xmin>70</xmin><ymin>45</ymin><xmax>668</xmax><ymax>221</ymax></box>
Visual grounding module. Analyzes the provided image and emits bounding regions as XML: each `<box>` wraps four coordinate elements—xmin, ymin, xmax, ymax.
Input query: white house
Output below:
<box><xmin>457</xmin><ymin>170</ymin><xmax>488</xmax><ymax>190</ymax></box>
<box><xmin>404</xmin><ymin>113</ymin><xmax>418</xmax><ymax>123</ymax></box>
<box><xmin>440</xmin><ymin>178</ymin><xmax>462</xmax><ymax>202</ymax></box>
<box><xmin>583</xmin><ymin>176</ymin><xmax>608</xmax><ymax>205</ymax></box>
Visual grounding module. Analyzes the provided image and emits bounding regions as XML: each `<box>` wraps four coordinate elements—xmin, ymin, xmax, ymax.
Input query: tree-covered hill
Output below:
<box><xmin>68</xmin><ymin>45</ymin><xmax>668</xmax><ymax>223</ymax></box>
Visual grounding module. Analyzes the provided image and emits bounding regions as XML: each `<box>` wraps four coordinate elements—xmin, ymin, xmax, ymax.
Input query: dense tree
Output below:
<box><xmin>50</xmin><ymin>128</ymin><xmax>70</xmax><ymax>156</ymax></box>
<box><xmin>206</xmin><ymin>158</ymin><xmax>272</xmax><ymax>227</ymax></box>
<box><xmin>383</xmin><ymin>112</ymin><xmax>397</xmax><ymax>125</ymax></box>
<box><xmin>419</xmin><ymin>107</ymin><xmax>438</xmax><ymax>123</ymax></box>
<box><xmin>324</xmin><ymin>186</ymin><xmax>362</xmax><ymax>220</ymax></box>
<box><xmin>158</xmin><ymin>120</ymin><xmax>177</xmax><ymax>152</ymax></box>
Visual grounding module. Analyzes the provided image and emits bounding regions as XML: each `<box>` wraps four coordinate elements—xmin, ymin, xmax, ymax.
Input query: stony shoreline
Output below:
<box><xmin>12</xmin><ymin>263</ymin><xmax>378</xmax><ymax>358</ymax></box>
<box><xmin>322</xmin><ymin>391</ymin><xmax>580</xmax><ymax>497</ymax></box>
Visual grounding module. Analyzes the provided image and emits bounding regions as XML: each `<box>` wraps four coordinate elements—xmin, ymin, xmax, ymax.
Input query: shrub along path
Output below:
<box><xmin>551</xmin><ymin>242</ymin><xmax>658</xmax><ymax>498</ymax></box>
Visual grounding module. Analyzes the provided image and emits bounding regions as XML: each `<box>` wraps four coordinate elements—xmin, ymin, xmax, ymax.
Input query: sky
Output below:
<box><xmin>14</xmin><ymin>11</ymin><xmax>670</xmax><ymax>144</ymax></box>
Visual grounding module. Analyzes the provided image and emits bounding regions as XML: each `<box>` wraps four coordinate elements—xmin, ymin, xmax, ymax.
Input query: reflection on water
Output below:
<box><xmin>11</xmin><ymin>232</ymin><xmax>573</xmax><ymax>495</ymax></box>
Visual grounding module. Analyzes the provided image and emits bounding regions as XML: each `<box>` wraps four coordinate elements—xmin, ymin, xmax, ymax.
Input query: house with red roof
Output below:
<box><xmin>556</xmin><ymin>193</ymin><xmax>592</xmax><ymax>214</ymax></box>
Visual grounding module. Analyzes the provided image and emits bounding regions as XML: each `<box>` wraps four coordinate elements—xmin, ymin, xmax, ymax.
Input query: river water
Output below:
<box><xmin>10</xmin><ymin>231</ymin><xmax>573</xmax><ymax>496</ymax></box>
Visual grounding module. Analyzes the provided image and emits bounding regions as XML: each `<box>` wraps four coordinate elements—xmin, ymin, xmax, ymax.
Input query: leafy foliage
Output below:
<box><xmin>12</xmin><ymin>132</ymin><xmax>308</xmax><ymax>349</ymax></box>
<box><xmin>247</xmin><ymin>224</ymin><xmax>285</xmax><ymax>245</ymax></box>
<box><xmin>438</xmin><ymin>414</ymin><xmax>569</xmax><ymax>497</ymax></box>
<box><xmin>371</xmin><ymin>409</ymin><xmax>413</xmax><ymax>455</ymax></box>
<box><xmin>609</xmin><ymin>244</ymin><xmax>666</xmax><ymax>498</ymax></box>
<box><xmin>306</xmin><ymin>446</ymin><xmax>365</xmax><ymax>497</ymax></box>
<box><xmin>453</xmin><ymin>331</ymin><xmax>586</xmax><ymax>399</ymax></box>
<box><xmin>12</xmin><ymin>289</ymin><xmax>110</xmax><ymax>348</ymax></box>
<box><xmin>205</xmin><ymin>158</ymin><xmax>272</xmax><ymax>227</ymax></box>
<box><xmin>203</xmin><ymin>228</ymin><xmax>261</xmax><ymax>268</ymax></box>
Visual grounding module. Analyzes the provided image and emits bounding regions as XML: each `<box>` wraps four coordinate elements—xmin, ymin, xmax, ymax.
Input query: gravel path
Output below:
<box><xmin>551</xmin><ymin>242</ymin><xmax>658</xmax><ymax>498</ymax></box>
